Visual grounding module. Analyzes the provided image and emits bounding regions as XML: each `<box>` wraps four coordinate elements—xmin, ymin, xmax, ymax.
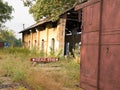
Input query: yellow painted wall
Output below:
<box><xmin>22</xmin><ymin>18</ymin><xmax>66</xmax><ymax>55</ymax></box>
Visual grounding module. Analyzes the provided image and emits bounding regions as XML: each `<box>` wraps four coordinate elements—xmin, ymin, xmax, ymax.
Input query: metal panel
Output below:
<box><xmin>102</xmin><ymin>0</ymin><xmax>120</xmax><ymax>31</ymax></box>
<box><xmin>75</xmin><ymin>0</ymin><xmax>101</xmax><ymax>11</ymax></box>
<box><xmin>82</xmin><ymin>32</ymin><xmax>99</xmax><ymax>45</ymax></box>
<box><xmin>100</xmin><ymin>0</ymin><xmax>120</xmax><ymax>90</ymax></box>
<box><xmin>79</xmin><ymin>1</ymin><xmax>101</xmax><ymax>90</ymax></box>
<box><xmin>80</xmin><ymin>45</ymin><xmax>99</xmax><ymax>90</ymax></box>
<box><xmin>76</xmin><ymin>0</ymin><xmax>120</xmax><ymax>90</ymax></box>
<box><xmin>101</xmin><ymin>32</ymin><xmax>120</xmax><ymax>45</ymax></box>
<box><xmin>100</xmin><ymin>45</ymin><xmax>120</xmax><ymax>90</ymax></box>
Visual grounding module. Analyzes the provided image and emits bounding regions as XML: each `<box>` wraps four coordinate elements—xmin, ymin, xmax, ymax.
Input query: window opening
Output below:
<box><xmin>51</xmin><ymin>38</ymin><xmax>55</xmax><ymax>52</ymax></box>
<box><xmin>41</xmin><ymin>39</ymin><xmax>44</xmax><ymax>51</ymax></box>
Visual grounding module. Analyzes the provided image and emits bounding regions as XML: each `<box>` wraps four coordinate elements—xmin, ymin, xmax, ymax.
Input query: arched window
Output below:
<box><xmin>34</xmin><ymin>40</ymin><xmax>37</xmax><ymax>46</ymax></box>
<box><xmin>51</xmin><ymin>38</ymin><xmax>55</xmax><ymax>52</ymax></box>
<box><xmin>41</xmin><ymin>39</ymin><xmax>44</xmax><ymax>51</ymax></box>
<box><xmin>28</xmin><ymin>41</ymin><xmax>30</xmax><ymax>48</ymax></box>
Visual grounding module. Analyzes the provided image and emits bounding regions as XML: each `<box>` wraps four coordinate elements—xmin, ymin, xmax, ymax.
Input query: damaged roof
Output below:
<box><xmin>19</xmin><ymin>7</ymin><xmax>74</xmax><ymax>33</ymax></box>
<box><xmin>19</xmin><ymin>1</ymin><xmax>88</xmax><ymax>33</ymax></box>
<box><xmin>19</xmin><ymin>18</ymin><xmax>51</xmax><ymax>33</ymax></box>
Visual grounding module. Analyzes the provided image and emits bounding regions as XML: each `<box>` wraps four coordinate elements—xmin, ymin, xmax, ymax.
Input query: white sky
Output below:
<box><xmin>4</xmin><ymin>0</ymin><xmax>35</xmax><ymax>39</ymax></box>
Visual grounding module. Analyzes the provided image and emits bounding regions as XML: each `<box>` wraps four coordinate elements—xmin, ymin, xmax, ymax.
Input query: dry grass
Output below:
<box><xmin>0</xmin><ymin>48</ymin><xmax>82</xmax><ymax>90</ymax></box>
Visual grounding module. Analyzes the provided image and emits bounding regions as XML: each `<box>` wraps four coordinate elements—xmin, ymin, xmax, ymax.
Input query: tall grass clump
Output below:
<box><xmin>49</xmin><ymin>48</ymin><xmax>63</xmax><ymax>58</ymax></box>
<box><xmin>0</xmin><ymin>47</ymin><xmax>30</xmax><ymax>58</ymax></box>
<box><xmin>0</xmin><ymin>48</ymin><xmax>31</xmax><ymax>82</ymax></box>
<box><xmin>0</xmin><ymin>54</ymin><xmax>30</xmax><ymax>82</ymax></box>
<box><xmin>72</xmin><ymin>43</ymin><xmax>81</xmax><ymax>63</ymax></box>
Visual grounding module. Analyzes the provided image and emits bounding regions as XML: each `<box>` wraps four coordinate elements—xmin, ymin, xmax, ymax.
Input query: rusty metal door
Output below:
<box><xmin>100</xmin><ymin>0</ymin><xmax>120</xmax><ymax>90</ymax></box>
<box><xmin>79</xmin><ymin>0</ymin><xmax>101</xmax><ymax>90</ymax></box>
<box><xmin>76</xmin><ymin>0</ymin><xmax>120</xmax><ymax>90</ymax></box>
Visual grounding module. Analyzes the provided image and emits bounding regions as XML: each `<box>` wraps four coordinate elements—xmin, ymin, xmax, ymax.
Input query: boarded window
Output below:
<box><xmin>51</xmin><ymin>38</ymin><xmax>55</xmax><ymax>52</ymax></box>
<box><xmin>35</xmin><ymin>40</ymin><xmax>37</xmax><ymax>46</ymax></box>
<box><xmin>41</xmin><ymin>39</ymin><xmax>44</xmax><ymax>51</ymax></box>
<box><xmin>28</xmin><ymin>41</ymin><xmax>30</xmax><ymax>48</ymax></box>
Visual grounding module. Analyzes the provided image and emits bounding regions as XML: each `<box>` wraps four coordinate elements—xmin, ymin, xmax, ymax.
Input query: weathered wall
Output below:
<box><xmin>100</xmin><ymin>0</ymin><xmax>120</xmax><ymax>90</ymax></box>
<box><xmin>22</xmin><ymin>17</ymin><xmax>66</xmax><ymax>55</ymax></box>
<box><xmin>23</xmin><ymin>32</ymin><xmax>30</xmax><ymax>48</ymax></box>
<box><xmin>58</xmin><ymin>17</ymin><xmax>67</xmax><ymax>54</ymax></box>
<box><xmin>47</xmin><ymin>24</ymin><xmax>58</xmax><ymax>53</ymax></box>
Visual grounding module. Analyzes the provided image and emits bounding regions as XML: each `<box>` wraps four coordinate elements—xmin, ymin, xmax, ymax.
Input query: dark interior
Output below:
<box><xmin>64</xmin><ymin>9</ymin><xmax>82</xmax><ymax>55</ymax></box>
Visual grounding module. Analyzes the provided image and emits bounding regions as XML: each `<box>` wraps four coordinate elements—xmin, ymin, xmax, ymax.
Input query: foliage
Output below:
<box><xmin>0</xmin><ymin>29</ymin><xmax>15</xmax><ymax>46</ymax></box>
<box><xmin>0</xmin><ymin>79</ymin><xmax>3</xmax><ymax>84</ymax></box>
<box><xmin>23</xmin><ymin>0</ymin><xmax>88</xmax><ymax>21</ymax></box>
<box><xmin>14</xmin><ymin>38</ymin><xmax>22</xmax><ymax>47</ymax></box>
<box><xmin>72</xmin><ymin>43</ymin><xmax>80</xmax><ymax>63</ymax></box>
<box><xmin>0</xmin><ymin>49</ymin><xmax>31</xmax><ymax>82</ymax></box>
<box><xmin>49</xmin><ymin>47</ymin><xmax>55</xmax><ymax>57</ymax></box>
<box><xmin>0</xmin><ymin>29</ymin><xmax>22</xmax><ymax>47</ymax></box>
<box><xmin>18</xmin><ymin>87</ymin><xmax>27</xmax><ymax>90</ymax></box>
<box><xmin>29</xmin><ymin>0</ymin><xmax>75</xmax><ymax>21</ymax></box>
<box><xmin>48</xmin><ymin>48</ymin><xmax>63</xmax><ymax>58</ymax></box>
<box><xmin>0</xmin><ymin>0</ymin><xmax>13</xmax><ymax>26</ymax></box>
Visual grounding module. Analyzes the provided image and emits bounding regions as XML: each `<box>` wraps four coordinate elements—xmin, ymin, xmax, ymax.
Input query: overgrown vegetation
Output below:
<box><xmin>23</xmin><ymin>0</ymin><xmax>88</xmax><ymax>21</ymax></box>
<box><xmin>0</xmin><ymin>0</ymin><xmax>13</xmax><ymax>27</ymax></box>
<box><xmin>0</xmin><ymin>29</ymin><xmax>22</xmax><ymax>47</ymax></box>
<box><xmin>0</xmin><ymin>48</ymin><xmax>81</xmax><ymax>90</ymax></box>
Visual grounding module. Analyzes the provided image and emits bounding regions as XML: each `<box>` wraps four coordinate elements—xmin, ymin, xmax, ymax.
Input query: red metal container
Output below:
<box><xmin>0</xmin><ymin>42</ymin><xmax>4</xmax><ymax>48</ymax></box>
<box><xmin>75</xmin><ymin>0</ymin><xmax>120</xmax><ymax>90</ymax></box>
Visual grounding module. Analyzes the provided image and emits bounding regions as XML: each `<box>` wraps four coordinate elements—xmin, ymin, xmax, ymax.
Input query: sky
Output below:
<box><xmin>4</xmin><ymin>0</ymin><xmax>35</xmax><ymax>39</ymax></box>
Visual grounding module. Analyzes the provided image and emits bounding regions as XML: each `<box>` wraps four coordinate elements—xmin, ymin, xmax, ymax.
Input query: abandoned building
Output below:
<box><xmin>20</xmin><ymin>8</ymin><xmax>82</xmax><ymax>55</ymax></box>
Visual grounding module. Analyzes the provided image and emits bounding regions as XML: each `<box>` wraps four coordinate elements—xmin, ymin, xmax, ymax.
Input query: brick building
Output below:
<box><xmin>20</xmin><ymin>8</ymin><xmax>82</xmax><ymax>55</ymax></box>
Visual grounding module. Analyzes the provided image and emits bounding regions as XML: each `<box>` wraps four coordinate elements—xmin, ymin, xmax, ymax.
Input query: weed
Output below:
<box><xmin>37</xmin><ymin>86</ymin><xmax>43</xmax><ymax>90</ymax></box>
<box><xmin>0</xmin><ymin>79</ymin><xmax>3</xmax><ymax>84</ymax></box>
<box><xmin>18</xmin><ymin>86</ymin><xmax>27</xmax><ymax>90</ymax></box>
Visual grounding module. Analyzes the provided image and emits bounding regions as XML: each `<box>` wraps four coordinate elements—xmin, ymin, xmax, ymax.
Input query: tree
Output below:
<box><xmin>29</xmin><ymin>0</ymin><xmax>76</xmax><ymax>21</ymax></box>
<box><xmin>14</xmin><ymin>38</ymin><xmax>22</xmax><ymax>47</ymax></box>
<box><xmin>0</xmin><ymin>0</ymin><xmax>13</xmax><ymax>27</ymax></box>
<box><xmin>0</xmin><ymin>29</ymin><xmax>16</xmax><ymax>46</ymax></box>
<box><xmin>22</xmin><ymin>0</ymin><xmax>88</xmax><ymax>22</ymax></box>
<box><xmin>0</xmin><ymin>29</ymin><xmax>22</xmax><ymax>47</ymax></box>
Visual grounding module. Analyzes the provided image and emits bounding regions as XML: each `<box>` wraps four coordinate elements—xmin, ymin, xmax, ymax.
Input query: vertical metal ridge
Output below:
<box><xmin>97</xmin><ymin>0</ymin><xmax>103</xmax><ymax>90</ymax></box>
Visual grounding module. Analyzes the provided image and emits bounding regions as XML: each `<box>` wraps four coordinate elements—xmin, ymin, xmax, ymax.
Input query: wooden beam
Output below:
<box><xmin>66</xmin><ymin>18</ymin><xmax>79</xmax><ymax>22</ymax></box>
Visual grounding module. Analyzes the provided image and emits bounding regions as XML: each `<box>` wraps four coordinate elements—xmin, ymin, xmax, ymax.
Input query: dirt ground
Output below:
<box><xmin>0</xmin><ymin>77</ymin><xmax>26</xmax><ymax>90</ymax></box>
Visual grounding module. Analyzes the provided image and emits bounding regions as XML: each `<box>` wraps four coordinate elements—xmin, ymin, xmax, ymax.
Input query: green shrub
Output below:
<box><xmin>0</xmin><ymin>79</ymin><xmax>3</xmax><ymax>84</ymax></box>
<box><xmin>18</xmin><ymin>87</ymin><xmax>27</xmax><ymax>90</ymax></box>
